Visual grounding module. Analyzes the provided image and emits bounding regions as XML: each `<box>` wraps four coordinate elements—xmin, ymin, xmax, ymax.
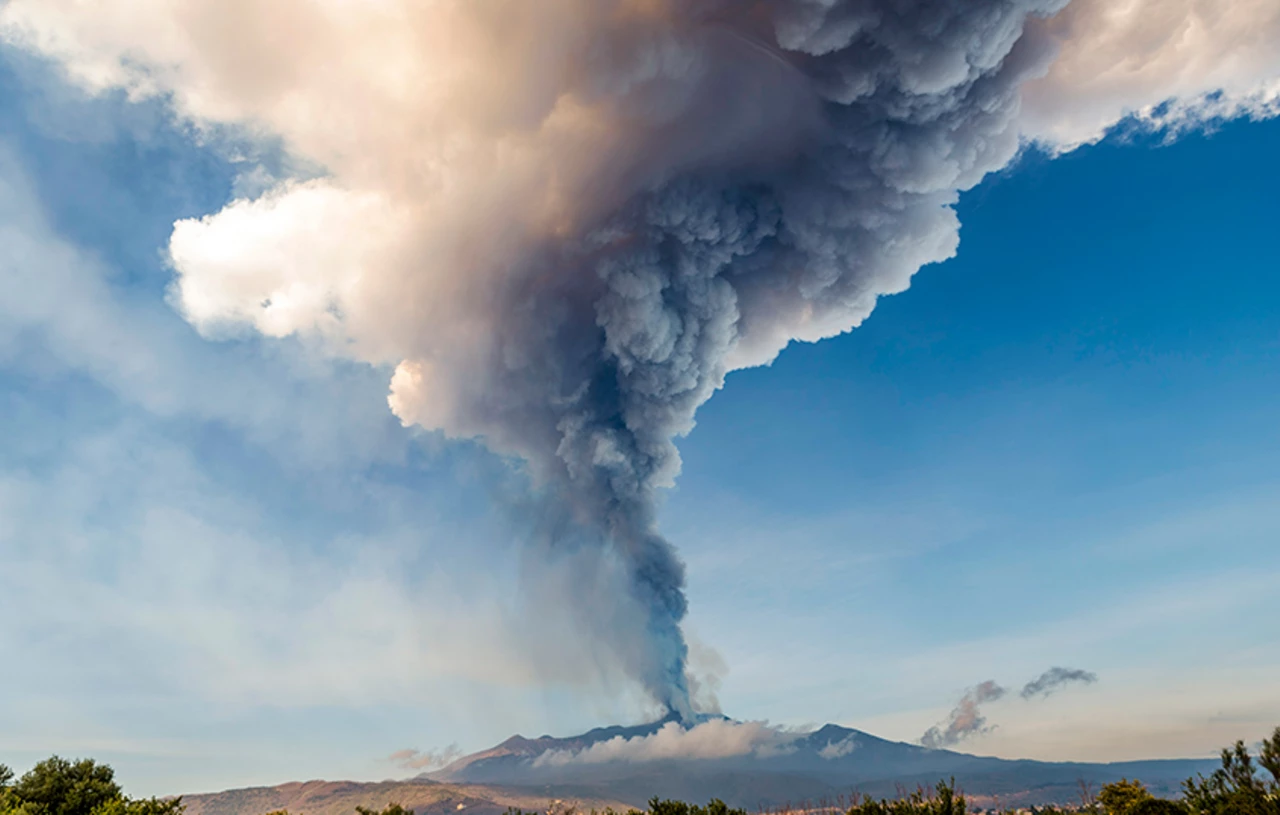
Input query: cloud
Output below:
<box><xmin>533</xmin><ymin>720</ymin><xmax>798</xmax><ymax>767</ymax></box>
<box><xmin>1019</xmin><ymin>0</ymin><xmax>1280</xmax><ymax>148</ymax></box>
<box><xmin>920</xmin><ymin>680</ymin><xmax>1008</xmax><ymax>749</ymax></box>
<box><xmin>1021</xmin><ymin>667</ymin><xmax>1099</xmax><ymax>699</ymax></box>
<box><xmin>388</xmin><ymin>746</ymin><xmax>464</xmax><ymax>772</ymax></box>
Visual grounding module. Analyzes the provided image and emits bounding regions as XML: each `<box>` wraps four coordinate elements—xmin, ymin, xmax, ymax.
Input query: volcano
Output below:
<box><xmin>423</xmin><ymin>717</ymin><xmax>1216</xmax><ymax>808</ymax></box>
<box><xmin>177</xmin><ymin>717</ymin><xmax>1220</xmax><ymax>815</ymax></box>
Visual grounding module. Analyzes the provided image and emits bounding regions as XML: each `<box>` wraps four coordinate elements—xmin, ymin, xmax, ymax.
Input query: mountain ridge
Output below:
<box><xmin>182</xmin><ymin>720</ymin><xmax>1219</xmax><ymax>815</ymax></box>
<box><xmin>424</xmin><ymin>718</ymin><xmax>1215</xmax><ymax>807</ymax></box>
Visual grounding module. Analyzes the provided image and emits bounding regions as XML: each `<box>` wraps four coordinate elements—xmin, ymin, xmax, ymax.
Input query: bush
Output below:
<box><xmin>355</xmin><ymin>805</ymin><xmax>414</xmax><ymax>815</ymax></box>
<box><xmin>1099</xmin><ymin>779</ymin><xmax>1155</xmax><ymax>814</ymax></box>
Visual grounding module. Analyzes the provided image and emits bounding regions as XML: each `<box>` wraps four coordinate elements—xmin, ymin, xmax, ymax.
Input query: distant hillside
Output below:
<box><xmin>180</xmin><ymin>779</ymin><xmax>631</xmax><ymax>815</ymax></box>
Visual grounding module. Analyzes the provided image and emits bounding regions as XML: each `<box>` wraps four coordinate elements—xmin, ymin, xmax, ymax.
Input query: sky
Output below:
<box><xmin>0</xmin><ymin>0</ymin><xmax>1279</xmax><ymax>799</ymax></box>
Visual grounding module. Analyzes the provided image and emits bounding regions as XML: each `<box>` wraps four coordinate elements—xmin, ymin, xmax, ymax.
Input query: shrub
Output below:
<box><xmin>1099</xmin><ymin>779</ymin><xmax>1154</xmax><ymax>814</ymax></box>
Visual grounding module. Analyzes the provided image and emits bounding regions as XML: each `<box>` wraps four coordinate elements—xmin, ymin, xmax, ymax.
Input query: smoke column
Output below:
<box><xmin>3</xmin><ymin>0</ymin><xmax>1276</xmax><ymax>717</ymax></box>
<box><xmin>921</xmin><ymin>680</ymin><xmax>1008</xmax><ymax>749</ymax></box>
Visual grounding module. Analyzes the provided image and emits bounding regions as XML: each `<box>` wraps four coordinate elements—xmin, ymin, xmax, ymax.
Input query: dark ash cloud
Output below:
<box><xmin>1021</xmin><ymin>666</ymin><xmax>1099</xmax><ymax>699</ymax></box>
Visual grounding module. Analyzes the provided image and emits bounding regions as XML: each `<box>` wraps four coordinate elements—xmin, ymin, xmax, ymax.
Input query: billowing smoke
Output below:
<box><xmin>922</xmin><ymin>667</ymin><xmax>1100</xmax><ymax>747</ymax></box>
<box><xmin>1021</xmin><ymin>666</ymin><xmax>1098</xmax><ymax>699</ymax></box>
<box><xmin>921</xmin><ymin>680</ymin><xmax>1007</xmax><ymax>750</ymax></box>
<box><xmin>534</xmin><ymin>719</ymin><xmax>798</xmax><ymax>766</ymax></box>
<box><xmin>3</xmin><ymin>0</ymin><xmax>1276</xmax><ymax>717</ymax></box>
<box><xmin>1019</xmin><ymin>0</ymin><xmax>1280</xmax><ymax>148</ymax></box>
<box><xmin>818</xmin><ymin>736</ymin><xmax>859</xmax><ymax>760</ymax></box>
<box><xmin>389</xmin><ymin>745</ymin><xmax>465</xmax><ymax>772</ymax></box>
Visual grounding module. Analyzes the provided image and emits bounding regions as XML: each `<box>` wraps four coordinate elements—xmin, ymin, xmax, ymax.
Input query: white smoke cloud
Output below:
<box><xmin>3</xmin><ymin>0</ymin><xmax>1277</xmax><ymax>717</ymax></box>
<box><xmin>389</xmin><ymin>745</ymin><xmax>465</xmax><ymax>772</ymax></box>
<box><xmin>1020</xmin><ymin>0</ymin><xmax>1280</xmax><ymax>148</ymax></box>
<box><xmin>817</xmin><ymin>736</ymin><xmax>859</xmax><ymax>760</ymax></box>
<box><xmin>533</xmin><ymin>719</ymin><xmax>798</xmax><ymax>767</ymax></box>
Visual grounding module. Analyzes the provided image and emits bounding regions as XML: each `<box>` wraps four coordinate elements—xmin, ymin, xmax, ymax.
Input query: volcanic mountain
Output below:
<box><xmin>178</xmin><ymin>717</ymin><xmax>1221</xmax><ymax>815</ymax></box>
<box><xmin>421</xmin><ymin>716</ymin><xmax>1217</xmax><ymax>808</ymax></box>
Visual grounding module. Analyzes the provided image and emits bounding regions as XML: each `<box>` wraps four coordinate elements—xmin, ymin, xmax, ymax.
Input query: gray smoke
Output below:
<box><xmin>1021</xmin><ymin>666</ymin><xmax>1099</xmax><ymax>699</ymax></box>
<box><xmin>921</xmin><ymin>680</ymin><xmax>1008</xmax><ymax>749</ymax></box>
<box><xmin>464</xmin><ymin>0</ymin><xmax>1070</xmax><ymax>718</ymax></box>
<box><xmin>923</xmin><ymin>667</ymin><xmax>1100</xmax><ymax>747</ymax></box>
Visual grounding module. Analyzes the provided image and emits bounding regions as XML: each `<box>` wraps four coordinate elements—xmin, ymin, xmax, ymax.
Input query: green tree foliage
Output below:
<box><xmin>0</xmin><ymin>758</ymin><xmax>182</xmax><ymax>815</ymax></box>
<box><xmin>89</xmin><ymin>797</ymin><xmax>184</xmax><ymax>815</ymax></box>
<box><xmin>355</xmin><ymin>804</ymin><xmax>414</xmax><ymax>815</ymax></box>
<box><xmin>1181</xmin><ymin>727</ymin><xmax>1280</xmax><ymax>815</ymax></box>
<box><xmin>1099</xmin><ymin>779</ymin><xmax>1155</xmax><ymax>814</ymax></box>
<box><xmin>841</xmin><ymin>779</ymin><xmax>968</xmax><ymax>815</ymax></box>
<box><xmin>1</xmin><ymin>764</ymin><xmax>20</xmax><ymax>815</ymax></box>
<box><xmin>646</xmin><ymin>797</ymin><xmax>746</xmax><ymax>815</ymax></box>
<box><xmin>7</xmin><ymin>758</ymin><xmax>122</xmax><ymax>815</ymax></box>
<box><xmin>1261</xmin><ymin>728</ymin><xmax>1280</xmax><ymax>794</ymax></box>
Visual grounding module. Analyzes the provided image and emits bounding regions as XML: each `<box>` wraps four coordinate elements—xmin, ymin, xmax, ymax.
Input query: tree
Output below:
<box><xmin>1261</xmin><ymin>727</ymin><xmax>1280</xmax><ymax>790</ymax></box>
<box><xmin>9</xmin><ymin>758</ymin><xmax>122</xmax><ymax>815</ymax></box>
<box><xmin>1131</xmin><ymin>801</ymin><xmax>1186</xmax><ymax>815</ymax></box>
<box><xmin>0</xmin><ymin>758</ymin><xmax>183</xmax><ymax>815</ymax></box>
<box><xmin>355</xmin><ymin>804</ymin><xmax>414</xmax><ymax>815</ymax></box>
<box><xmin>1182</xmin><ymin>730</ymin><xmax>1280</xmax><ymax>815</ymax></box>
<box><xmin>89</xmin><ymin>798</ymin><xmax>184</xmax><ymax>815</ymax></box>
<box><xmin>1099</xmin><ymin>779</ymin><xmax>1154</xmax><ymax>815</ymax></box>
<box><xmin>840</xmin><ymin>779</ymin><xmax>968</xmax><ymax>815</ymax></box>
<box><xmin>647</xmin><ymin>799</ymin><xmax>746</xmax><ymax>815</ymax></box>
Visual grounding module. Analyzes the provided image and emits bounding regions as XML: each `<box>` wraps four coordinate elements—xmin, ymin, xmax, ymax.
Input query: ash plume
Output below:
<box><xmin>389</xmin><ymin>745</ymin><xmax>464</xmax><ymax>772</ymax></box>
<box><xmin>921</xmin><ymin>680</ymin><xmax>1007</xmax><ymax>749</ymax></box>
<box><xmin>1021</xmin><ymin>666</ymin><xmax>1098</xmax><ymax>699</ymax></box>
<box><xmin>4</xmin><ymin>0</ymin><xmax>1276</xmax><ymax>717</ymax></box>
<box><xmin>533</xmin><ymin>719</ymin><xmax>798</xmax><ymax>767</ymax></box>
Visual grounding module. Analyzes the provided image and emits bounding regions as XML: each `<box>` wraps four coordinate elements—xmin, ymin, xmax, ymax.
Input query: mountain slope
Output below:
<box><xmin>180</xmin><ymin>721</ymin><xmax>1220</xmax><ymax>815</ymax></box>
<box><xmin>426</xmin><ymin>721</ymin><xmax>1215</xmax><ymax>807</ymax></box>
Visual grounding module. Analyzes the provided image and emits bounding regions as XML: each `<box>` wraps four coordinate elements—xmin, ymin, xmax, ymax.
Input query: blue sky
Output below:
<box><xmin>1</xmin><ymin>30</ymin><xmax>1279</xmax><ymax>799</ymax></box>
<box><xmin>669</xmin><ymin>118</ymin><xmax>1280</xmax><ymax>743</ymax></box>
